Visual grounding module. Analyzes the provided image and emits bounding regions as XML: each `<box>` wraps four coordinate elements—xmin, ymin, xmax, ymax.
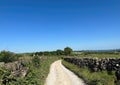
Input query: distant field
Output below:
<box><xmin>75</xmin><ymin>54</ymin><xmax>120</xmax><ymax>58</ymax></box>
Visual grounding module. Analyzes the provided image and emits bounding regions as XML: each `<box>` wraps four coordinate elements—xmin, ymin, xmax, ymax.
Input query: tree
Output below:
<box><xmin>64</xmin><ymin>47</ymin><xmax>73</xmax><ymax>56</ymax></box>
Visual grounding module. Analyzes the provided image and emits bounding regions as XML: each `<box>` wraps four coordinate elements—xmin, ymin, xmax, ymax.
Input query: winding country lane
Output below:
<box><xmin>45</xmin><ymin>60</ymin><xmax>85</xmax><ymax>85</ymax></box>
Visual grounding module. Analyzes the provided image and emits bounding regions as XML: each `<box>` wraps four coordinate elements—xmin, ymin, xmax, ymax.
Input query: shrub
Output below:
<box><xmin>32</xmin><ymin>56</ymin><xmax>40</xmax><ymax>67</ymax></box>
<box><xmin>0</xmin><ymin>51</ymin><xmax>17</xmax><ymax>63</ymax></box>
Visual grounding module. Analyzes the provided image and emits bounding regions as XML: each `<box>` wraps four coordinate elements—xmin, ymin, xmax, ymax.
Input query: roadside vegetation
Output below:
<box><xmin>0</xmin><ymin>50</ymin><xmax>60</xmax><ymax>85</ymax></box>
<box><xmin>0</xmin><ymin>50</ymin><xmax>19</xmax><ymax>63</ymax></box>
<box><xmin>16</xmin><ymin>56</ymin><xmax>59</xmax><ymax>85</ymax></box>
<box><xmin>62</xmin><ymin>49</ymin><xmax>120</xmax><ymax>85</ymax></box>
<box><xmin>0</xmin><ymin>46</ymin><xmax>73</xmax><ymax>85</ymax></box>
<box><xmin>0</xmin><ymin>47</ymin><xmax>120</xmax><ymax>85</ymax></box>
<box><xmin>0</xmin><ymin>55</ymin><xmax>59</xmax><ymax>85</ymax></box>
<box><xmin>62</xmin><ymin>60</ymin><xmax>116</xmax><ymax>85</ymax></box>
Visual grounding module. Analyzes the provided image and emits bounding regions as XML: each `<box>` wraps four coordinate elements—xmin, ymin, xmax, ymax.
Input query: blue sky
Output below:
<box><xmin>0</xmin><ymin>0</ymin><xmax>120</xmax><ymax>53</ymax></box>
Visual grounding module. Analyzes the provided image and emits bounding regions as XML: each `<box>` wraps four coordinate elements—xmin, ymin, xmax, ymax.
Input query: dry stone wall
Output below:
<box><xmin>0</xmin><ymin>61</ymin><xmax>29</xmax><ymax>78</ymax></box>
<box><xmin>64</xmin><ymin>58</ymin><xmax>120</xmax><ymax>80</ymax></box>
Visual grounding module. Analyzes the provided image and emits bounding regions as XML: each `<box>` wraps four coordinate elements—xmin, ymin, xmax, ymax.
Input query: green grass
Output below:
<box><xmin>24</xmin><ymin>56</ymin><xmax>60</xmax><ymax>85</ymax></box>
<box><xmin>0</xmin><ymin>56</ymin><xmax>59</xmax><ymax>85</ymax></box>
<box><xmin>62</xmin><ymin>60</ymin><xmax>116</xmax><ymax>85</ymax></box>
<box><xmin>77</xmin><ymin>54</ymin><xmax>120</xmax><ymax>58</ymax></box>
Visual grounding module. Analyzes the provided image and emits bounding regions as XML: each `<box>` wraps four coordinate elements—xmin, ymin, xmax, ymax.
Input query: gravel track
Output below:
<box><xmin>45</xmin><ymin>60</ymin><xmax>85</xmax><ymax>85</ymax></box>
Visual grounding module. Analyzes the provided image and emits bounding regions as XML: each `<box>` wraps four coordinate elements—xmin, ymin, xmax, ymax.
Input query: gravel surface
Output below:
<box><xmin>45</xmin><ymin>60</ymin><xmax>85</xmax><ymax>85</ymax></box>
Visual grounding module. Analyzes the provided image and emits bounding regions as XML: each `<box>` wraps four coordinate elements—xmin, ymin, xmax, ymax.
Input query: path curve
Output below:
<box><xmin>45</xmin><ymin>60</ymin><xmax>85</xmax><ymax>85</ymax></box>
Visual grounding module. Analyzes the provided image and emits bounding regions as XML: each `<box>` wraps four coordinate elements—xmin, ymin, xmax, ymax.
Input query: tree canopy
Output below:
<box><xmin>64</xmin><ymin>47</ymin><xmax>73</xmax><ymax>56</ymax></box>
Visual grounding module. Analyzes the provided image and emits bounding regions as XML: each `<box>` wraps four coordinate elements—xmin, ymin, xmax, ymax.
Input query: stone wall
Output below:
<box><xmin>64</xmin><ymin>58</ymin><xmax>120</xmax><ymax>80</ymax></box>
<box><xmin>0</xmin><ymin>61</ymin><xmax>29</xmax><ymax>78</ymax></box>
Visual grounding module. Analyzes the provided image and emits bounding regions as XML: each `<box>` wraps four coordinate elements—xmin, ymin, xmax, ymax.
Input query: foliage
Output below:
<box><xmin>32</xmin><ymin>56</ymin><xmax>40</xmax><ymax>67</ymax></box>
<box><xmin>64</xmin><ymin>47</ymin><xmax>73</xmax><ymax>55</ymax></box>
<box><xmin>0</xmin><ymin>67</ymin><xmax>16</xmax><ymax>85</ymax></box>
<box><xmin>0</xmin><ymin>51</ymin><xmax>17</xmax><ymax>63</ymax></box>
<box><xmin>24</xmin><ymin>56</ymin><xmax>59</xmax><ymax>85</ymax></box>
<box><xmin>56</xmin><ymin>49</ymin><xmax>64</xmax><ymax>55</ymax></box>
<box><xmin>35</xmin><ymin>51</ymin><xmax>55</xmax><ymax>56</ymax></box>
<box><xmin>30</xmin><ymin>47</ymin><xmax>72</xmax><ymax>56</ymax></box>
<box><xmin>62</xmin><ymin>60</ymin><xmax>116</xmax><ymax>85</ymax></box>
<box><xmin>0</xmin><ymin>56</ymin><xmax>59</xmax><ymax>85</ymax></box>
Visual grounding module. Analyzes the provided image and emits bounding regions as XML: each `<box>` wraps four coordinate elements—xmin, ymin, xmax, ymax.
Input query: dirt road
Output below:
<box><xmin>45</xmin><ymin>60</ymin><xmax>85</xmax><ymax>85</ymax></box>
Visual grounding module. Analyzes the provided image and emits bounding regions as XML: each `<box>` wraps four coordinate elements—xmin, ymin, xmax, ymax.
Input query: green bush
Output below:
<box><xmin>0</xmin><ymin>51</ymin><xmax>17</xmax><ymax>63</ymax></box>
<box><xmin>0</xmin><ymin>67</ymin><xmax>14</xmax><ymax>85</ymax></box>
<box><xmin>32</xmin><ymin>56</ymin><xmax>40</xmax><ymax>67</ymax></box>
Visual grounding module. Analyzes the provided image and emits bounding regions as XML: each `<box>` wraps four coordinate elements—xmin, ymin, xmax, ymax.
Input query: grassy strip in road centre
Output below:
<box><xmin>62</xmin><ymin>60</ymin><xmax>116</xmax><ymax>85</ymax></box>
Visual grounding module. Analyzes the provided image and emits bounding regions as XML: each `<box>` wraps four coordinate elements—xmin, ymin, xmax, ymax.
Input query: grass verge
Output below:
<box><xmin>0</xmin><ymin>56</ymin><xmax>59</xmax><ymax>85</ymax></box>
<box><xmin>25</xmin><ymin>56</ymin><xmax>59</xmax><ymax>85</ymax></box>
<box><xmin>62</xmin><ymin>60</ymin><xmax>116</xmax><ymax>85</ymax></box>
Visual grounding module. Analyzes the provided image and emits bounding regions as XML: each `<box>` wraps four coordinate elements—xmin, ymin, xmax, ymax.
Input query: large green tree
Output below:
<box><xmin>64</xmin><ymin>47</ymin><xmax>73</xmax><ymax>55</ymax></box>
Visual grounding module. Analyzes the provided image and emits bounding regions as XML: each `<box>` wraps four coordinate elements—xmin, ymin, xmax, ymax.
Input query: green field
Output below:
<box><xmin>75</xmin><ymin>53</ymin><xmax>120</xmax><ymax>58</ymax></box>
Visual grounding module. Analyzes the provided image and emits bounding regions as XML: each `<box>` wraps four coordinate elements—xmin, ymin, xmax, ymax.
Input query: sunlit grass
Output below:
<box><xmin>77</xmin><ymin>54</ymin><xmax>120</xmax><ymax>58</ymax></box>
<box><xmin>62</xmin><ymin>60</ymin><xmax>116</xmax><ymax>85</ymax></box>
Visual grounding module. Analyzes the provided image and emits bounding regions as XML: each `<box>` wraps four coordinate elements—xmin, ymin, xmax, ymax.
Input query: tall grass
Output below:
<box><xmin>0</xmin><ymin>56</ymin><xmax>59</xmax><ymax>85</ymax></box>
<box><xmin>23</xmin><ymin>56</ymin><xmax>60</xmax><ymax>85</ymax></box>
<box><xmin>62</xmin><ymin>60</ymin><xmax>116</xmax><ymax>85</ymax></box>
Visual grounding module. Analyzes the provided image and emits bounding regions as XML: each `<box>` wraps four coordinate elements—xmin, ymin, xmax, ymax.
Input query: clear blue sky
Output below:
<box><xmin>0</xmin><ymin>0</ymin><xmax>120</xmax><ymax>53</ymax></box>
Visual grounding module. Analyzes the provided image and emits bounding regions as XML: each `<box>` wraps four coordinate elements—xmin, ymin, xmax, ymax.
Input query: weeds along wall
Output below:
<box><xmin>64</xmin><ymin>58</ymin><xmax>120</xmax><ymax>80</ymax></box>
